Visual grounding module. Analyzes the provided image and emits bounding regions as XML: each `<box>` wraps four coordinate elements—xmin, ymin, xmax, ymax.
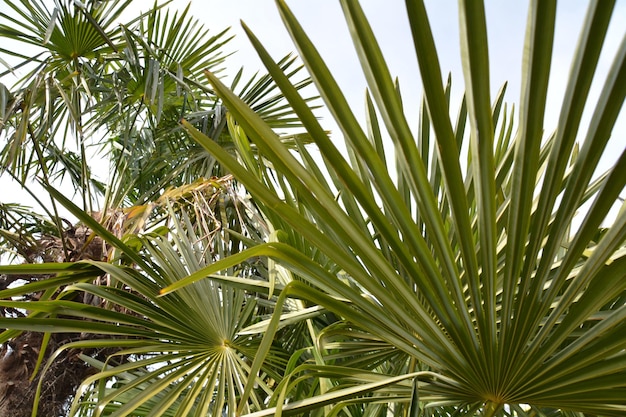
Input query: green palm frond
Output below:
<box><xmin>1</xmin><ymin>0</ymin><xmax>624</xmax><ymax>416</ymax></box>
<box><xmin>0</xmin><ymin>181</ymin><xmax>287</xmax><ymax>416</ymax></box>
<box><xmin>0</xmin><ymin>0</ymin><xmax>131</xmax><ymax>66</ymax></box>
<box><xmin>0</xmin><ymin>202</ymin><xmax>59</xmax><ymax>261</ymax></box>
<box><xmin>233</xmin><ymin>53</ymin><xmax>316</xmax><ymax>129</ymax></box>
<box><xmin>0</xmin><ymin>0</ymin><xmax>137</xmax><ymax>205</ymax></box>
<box><xmin>174</xmin><ymin>0</ymin><xmax>626</xmax><ymax>415</ymax></box>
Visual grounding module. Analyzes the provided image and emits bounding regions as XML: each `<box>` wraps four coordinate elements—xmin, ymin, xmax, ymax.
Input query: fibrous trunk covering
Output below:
<box><xmin>0</xmin><ymin>331</ymin><xmax>92</xmax><ymax>417</ymax></box>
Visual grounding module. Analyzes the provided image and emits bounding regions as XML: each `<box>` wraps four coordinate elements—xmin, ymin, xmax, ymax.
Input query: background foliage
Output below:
<box><xmin>1</xmin><ymin>0</ymin><xmax>625</xmax><ymax>416</ymax></box>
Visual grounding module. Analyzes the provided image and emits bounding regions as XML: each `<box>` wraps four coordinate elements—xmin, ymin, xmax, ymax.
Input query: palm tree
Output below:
<box><xmin>1</xmin><ymin>0</ymin><xmax>625</xmax><ymax>416</ymax></box>
<box><xmin>0</xmin><ymin>1</ymin><xmax>314</xmax><ymax>415</ymax></box>
<box><xmin>176</xmin><ymin>0</ymin><xmax>626</xmax><ymax>415</ymax></box>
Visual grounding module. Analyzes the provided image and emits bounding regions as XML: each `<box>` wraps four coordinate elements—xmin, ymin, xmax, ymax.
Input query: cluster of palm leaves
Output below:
<box><xmin>1</xmin><ymin>0</ymin><xmax>626</xmax><ymax>416</ymax></box>
<box><xmin>0</xmin><ymin>0</ymin><xmax>312</xmax><ymax>415</ymax></box>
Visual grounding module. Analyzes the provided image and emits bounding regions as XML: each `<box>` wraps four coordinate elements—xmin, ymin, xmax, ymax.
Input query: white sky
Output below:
<box><xmin>1</xmin><ymin>1</ymin><xmax>625</xmax><ymax>221</ymax></box>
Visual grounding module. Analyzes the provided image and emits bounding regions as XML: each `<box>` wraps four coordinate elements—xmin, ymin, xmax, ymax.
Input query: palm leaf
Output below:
<box><xmin>175</xmin><ymin>0</ymin><xmax>626</xmax><ymax>415</ymax></box>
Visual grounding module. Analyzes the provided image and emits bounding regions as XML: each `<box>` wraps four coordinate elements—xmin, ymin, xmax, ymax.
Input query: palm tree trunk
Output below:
<box><xmin>0</xmin><ymin>331</ymin><xmax>91</xmax><ymax>417</ymax></box>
